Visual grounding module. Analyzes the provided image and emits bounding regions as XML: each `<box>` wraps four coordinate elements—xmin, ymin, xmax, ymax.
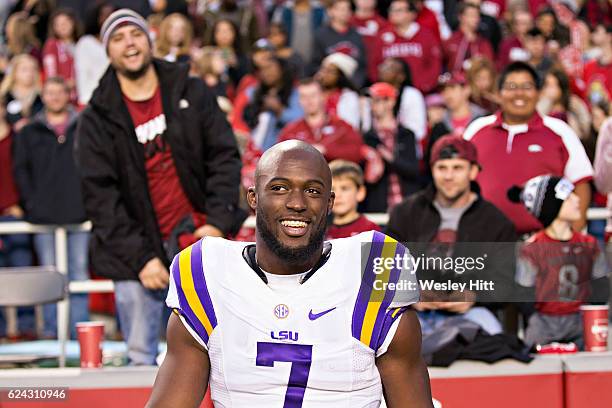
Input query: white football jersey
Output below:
<box><xmin>166</xmin><ymin>230</ymin><xmax>419</xmax><ymax>408</ymax></box>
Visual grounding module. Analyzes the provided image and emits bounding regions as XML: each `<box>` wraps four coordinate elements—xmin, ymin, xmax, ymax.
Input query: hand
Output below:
<box><xmin>312</xmin><ymin>144</ymin><xmax>327</xmax><ymax>155</ymax></box>
<box><xmin>13</xmin><ymin>118</ymin><xmax>29</xmax><ymax>133</ymax></box>
<box><xmin>3</xmin><ymin>205</ymin><xmax>24</xmax><ymax>218</ymax></box>
<box><xmin>139</xmin><ymin>257</ymin><xmax>170</xmax><ymax>290</ymax></box>
<box><xmin>376</xmin><ymin>145</ymin><xmax>394</xmax><ymax>162</ymax></box>
<box><xmin>193</xmin><ymin>224</ymin><xmax>224</xmax><ymax>239</ymax></box>
<box><xmin>263</xmin><ymin>95</ymin><xmax>283</xmax><ymax>114</ymax></box>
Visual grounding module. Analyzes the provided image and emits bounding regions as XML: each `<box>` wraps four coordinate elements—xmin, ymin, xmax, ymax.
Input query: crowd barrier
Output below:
<box><xmin>0</xmin><ymin>208</ymin><xmax>609</xmax><ymax>367</ymax></box>
<box><xmin>1</xmin><ymin>353</ymin><xmax>611</xmax><ymax>407</ymax></box>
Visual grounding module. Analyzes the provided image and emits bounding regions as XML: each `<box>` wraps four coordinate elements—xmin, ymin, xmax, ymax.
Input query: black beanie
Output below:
<box><xmin>507</xmin><ymin>175</ymin><xmax>575</xmax><ymax>228</ymax></box>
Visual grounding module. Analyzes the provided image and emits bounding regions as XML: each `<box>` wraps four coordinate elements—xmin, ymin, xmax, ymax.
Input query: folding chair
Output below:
<box><xmin>0</xmin><ymin>267</ymin><xmax>68</xmax><ymax>365</ymax></box>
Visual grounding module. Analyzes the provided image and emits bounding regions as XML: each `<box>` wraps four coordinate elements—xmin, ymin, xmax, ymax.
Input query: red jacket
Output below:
<box><xmin>42</xmin><ymin>38</ymin><xmax>75</xmax><ymax>83</ymax></box>
<box><xmin>375</xmin><ymin>24</ymin><xmax>442</xmax><ymax>94</ymax></box>
<box><xmin>443</xmin><ymin>30</ymin><xmax>494</xmax><ymax>72</ymax></box>
<box><xmin>277</xmin><ymin>115</ymin><xmax>364</xmax><ymax>163</ymax></box>
<box><xmin>350</xmin><ymin>13</ymin><xmax>392</xmax><ymax>82</ymax></box>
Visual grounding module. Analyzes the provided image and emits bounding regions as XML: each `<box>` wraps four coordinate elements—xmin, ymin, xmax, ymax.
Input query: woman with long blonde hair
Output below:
<box><xmin>154</xmin><ymin>13</ymin><xmax>193</xmax><ymax>63</ymax></box>
<box><xmin>0</xmin><ymin>54</ymin><xmax>43</xmax><ymax>131</ymax></box>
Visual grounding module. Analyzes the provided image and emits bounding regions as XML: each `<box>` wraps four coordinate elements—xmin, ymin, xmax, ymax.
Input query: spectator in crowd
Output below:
<box><xmin>202</xmin><ymin>0</ymin><xmax>259</xmax><ymax>54</ymax></box>
<box><xmin>327</xmin><ymin>160</ymin><xmax>381</xmax><ymax>239</ymax></box>
<box><xmin>466</xmin><ymin>56</ymin><xmax>498</xmax><ymax>114</ymax></box>
<box><xmin>271</xmin><ymin>0</ymin><xmax>326</xmax><ymax>66</ymax></box>
<box><xmin>583</xmin><ymin>24</ymin><xmax>611</xmax><ymax>107</ymax></box>
<box><xmin>0</xmin><ymin>54</ymin><xmax>43</xmax><ymax>131</ymax></box>
<box><xmin>444</xmin><ymin>0</ymin><xmax>501</xmax><ymax>53</ymax></box>
<box><xmin>463</xmin><ymin>62</ymin><xmax>594</xmax><ymax>234</ymax></box>
<box><xmin>443</xmin><ymin>2</ymin><xmax>493</xmax><ymax>73</ymax></box>
<box><xmin>12</xmin><ymin>77</ymin><xmax>88</xmax><ymax>339</ymax></box>
<box><xmin>538</xmin><ymin>67</ymin><xmax>592</xmax><ymax>143</ymax></box>
<box><xmin>243</xmin><ymin>56</ymin><xmax>303</xmax><ymax>152</ymax></box>
<box><xmin>535</xmin><ymin>7</ymin><xmax>570</xmax><ymax>56</ymax></box>
<box><xmin>9</xmin><ymin>0</ymin><xmax>54</xmax><ymax>45</ymax></box>
<box><xmin>362</xmin><ymin>82</ymin><xmax>419</xmax><ymax>212</ymax></box>
<box><xmin>377</xmin><ymin>0</ymin><xmax>442</xmax><ymax>94</ymax></box>
<box><xmin>350</xmin><ymin>0</ymin><xmax>392</xmax><ymax>83</ymax></box>
<box><xmin>3</xmin><ymin>12</ymin><xmax>41</xmax><ymax>62</ymax></box>
<box><xmin>584</xmin><ymin>23</ymin><xmax>609</xmax><ymax>62</ymax></box>
<box><xmin>193</xmin><ymin>46</ymin><xmax>231</xmax><ymax>99</ymax></box>
<box><xmin>496</xmin><ymin>8</ymin><xmax>533</xmax><ymax>71</ymax></box>
<box><xmin>75</xmin><ymin>9</ymin><xmax>243</xmax><ymax>365</ymax></box>
<box><xmin>425</xmin><ymin>92</ymin><xmax>446</xmax><ymax>130</ymax></box>
<box><xmin>426</xmin><ymin>71</ymin><xmax>486</xmax><ymax>167</ymax></box>
<box><xmin>312</xmin><ymin>0</ymin><xmax>367</xmax><ymax>87</ymax></box>
<box><xmin>210</xmin><ymin>19</ymin><xmax>248</xmax><ymax>87</ymax></box>
<box><xmin>412</xmin><ymin>0</ymin><xmax>442</xmax><ymax>43</ymax></box>
<box><xmin>523</xmin><ymin>28</ymin><xmax>553</xmax><ymax>82</ymax></box>
<box><xmin>386</xmin><ymin>135</ymin><xmax>516</xmax><ymax>335</ymax></box>
<box><xmin>315</xmin><ymin>52</ymin><xmax>361</xmax><ymax>130</ymax></box>
<box><xmin>581</xmin><ymin>0</ymin><xmax>612</xmax><ymax>28</ymax></box>
<box><xmin>267</xmin><ymin>22</ymin><xmax>305</xmax><ymax>79</ymax></box>
<box><xmin>42</xmin><ymin>9</ymin><xmax>80</xmax><ymax>101</ymax></box>
<box><xmin>0</xmin><ymin>97</ymin><xmax>34</xmax><ymax>340</ymax></box>
<box><xmin>512</xmin><ymin>175</ymin><xmax>609</xmax><ymax>348</ymax></box>
<box><xmin>372</xmin><ymin>57</ymin><xmax>427</xmax><ymax>144</ymax></box>
<box><xmin>277</xmin><ymin>78</ymin><xmax>364</xmax><ymax>164</ymax></box>
<box><xmin>74</xmin><ymin>1</ymin><xmax>114</xmax><ymax>106</ymax></box>
<box><xmin>594</xmin><ymin>117</ymin><xmax>612</xmax><ymax>269</ymax></box>
<box><xmin>154</xmin><ymin>13</ymin><xmax>193</xmax><ymax>64</ymax></box>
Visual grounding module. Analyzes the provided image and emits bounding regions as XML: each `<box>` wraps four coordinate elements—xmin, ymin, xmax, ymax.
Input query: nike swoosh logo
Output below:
<box><xmin>309</xmin><ymin>307</ymin><xmax>336</xmax><ymax>321</ymax></box>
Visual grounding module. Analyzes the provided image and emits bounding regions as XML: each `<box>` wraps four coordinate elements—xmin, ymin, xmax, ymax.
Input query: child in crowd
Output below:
<box><xmin>509</xmin><ymin>175</ymin><xmax>609</xmax><ymax>348</ymax></box>
<box><xmin>327</xmin><ymin>160</ymin><xmax>380</xmax><ymax>239</ymax></box>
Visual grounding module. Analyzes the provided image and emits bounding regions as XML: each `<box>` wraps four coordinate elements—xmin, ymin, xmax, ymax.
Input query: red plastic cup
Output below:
<box><xmin>580</xmin><ymin>305</ymin><xmax>609</xmax><ymax>352</ymax></box>
<box><xmin>76</xmin><ymin>321</ymin><xmax>104</xmax><ymax>368</ymax></box>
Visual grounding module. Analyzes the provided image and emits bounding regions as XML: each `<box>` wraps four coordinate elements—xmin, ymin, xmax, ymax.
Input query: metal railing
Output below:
<box><xmin>0</xmin><ymin>208</ymin><xmax>609</xmax><ymax>367</ymax></box>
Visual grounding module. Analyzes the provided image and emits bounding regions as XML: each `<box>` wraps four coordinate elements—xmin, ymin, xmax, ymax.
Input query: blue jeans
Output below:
<box><xmin>0</xmin><ymin>215</ymin><xmax>35</xmax><ymax>336</ymax></box>
<box><xmin>33</xmin><ymin>231</ymin><xmax>90</xmax><ymax>338</ymax></box>
<box><xmin>114</xmin><ymin>281</ymin><xmax>167</xmax><ymax>365</ymax></box>
<box><xmin>418</xmin><ymin>307</ymin><xmax>503</xmax><ymax>336</ymax></box>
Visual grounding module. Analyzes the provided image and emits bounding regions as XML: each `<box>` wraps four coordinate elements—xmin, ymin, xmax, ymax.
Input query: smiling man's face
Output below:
<box><xmin>499</xmin><ymin>71</ymin><xmax>539</xmax><ymax>125</ymax></box>
<box><xmin>107</xmin><ymin>24</ymin><xmax>152</xmax><ymax>80</ymax></box>
<box><xmin>248</xmin><ymin>143</ymin><xmax>334</xmax><ymax>266</ymax></box>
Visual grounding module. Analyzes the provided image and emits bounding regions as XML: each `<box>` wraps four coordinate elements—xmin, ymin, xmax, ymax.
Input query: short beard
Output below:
<box><xmin>256</xmin><ymin>211</ymin><xmax>327</xmax><ymax>267</ymax></box>
<box><xmin>116</xmin><ymin>54</ymin><xmax>152</xmax><ymax>81</ymax></box>
<box><xmin>439</xmin><ymin>186</ymin><xmax>469</xmax><ymax>204</ymax></box>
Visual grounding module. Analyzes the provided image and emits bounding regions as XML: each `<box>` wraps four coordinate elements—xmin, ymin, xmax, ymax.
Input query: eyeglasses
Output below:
<box><xmin>389</xmin><ymin>7</ymin><xmax>409</xmax><ymax>12</ymax></box>
<box><xmin>501</xmin><ymin>82</ymin><xmax>537</xmax><ymax>91</ymax></box>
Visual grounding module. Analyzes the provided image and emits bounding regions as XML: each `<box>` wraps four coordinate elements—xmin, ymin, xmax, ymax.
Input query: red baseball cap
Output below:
<box><xmin>368</xmin><ymin>82</ymin><xmax>398</xmax><ymax>100</ymax></box>
<box><xmin>438</xmin><ymin>71</ymin><xmax>467</xmax><ymax>88</ymax></box>
<box><xmin>430</xmin><ymin>135</ymin><xmax>479</xmax><ymax>167</ymax></box>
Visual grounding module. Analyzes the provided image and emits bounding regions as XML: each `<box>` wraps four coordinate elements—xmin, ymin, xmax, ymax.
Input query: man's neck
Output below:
<box><xmin>461</xmin><ymin>26</ymin><xmax>476</xmax><ymax>41</ymax></box>
<box><xmin>355</xmin><ymin>9</ymin><xmax>375</xmax><ymax>19</ymax></box>
<box><xmin>450</xmin><ymin>103</ymin><xmax>471</xmax><ymax>120</ymax></box>
<box><xmin>294</xmin><ymin>0</ymin><xmax>311</xmax><ymax>12</ymax></box>
<box><xmin>545</xmin><ymin>219</ymin><xmax>573</xmax><ymax>241</ymax></box>
<box><xmin>255</xmin><ymin>239</ymin><xmax>321</xmax><ymax>276</ymax></box>
<box><xmin>117</xmin><ymin>65</ymin><xmax>158</xmax><ymax>101</ymax></box>
<box><xmin>502</xmin><ymin>112</ymin><xmax>532</xmax><ymax>126</ymax></box>
<box><xmin>331</xmin><ymin>20</ymin><xmax>349</xmax><ymax>33</ymax></box>
<box><xmin>395</xmin><ymin>22</ymin><xmax>413</xmax><ymax>35</ymax></box>
<box><xmin>600</xmin><ymin>46</ymin><xmax>612</xmax><ymax>65</ymax></box>
<box><xmin>306</xmin><ymin>111</ymin><xmax>326</xmax><ymax>128</ymax></box>
<box><xmin>46</xmin><ymin>110</ymin><xmax>69</xmax><ymax>125</ymax></box>
<box><xmin>435</xmin><ymin>190</ymin><xmax>476</xmax><ymax>209</ymax></box>
<box><xmin>334</xmin><ymin>210</ymin><xmax>360</xmax><ymax>226</ymax></box>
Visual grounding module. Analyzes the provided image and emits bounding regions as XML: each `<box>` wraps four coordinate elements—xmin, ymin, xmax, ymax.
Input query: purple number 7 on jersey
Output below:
<box><xmin>256</xmin><ymin>342</ymin><xmax>313</xmax><ymax>408</ymax></box>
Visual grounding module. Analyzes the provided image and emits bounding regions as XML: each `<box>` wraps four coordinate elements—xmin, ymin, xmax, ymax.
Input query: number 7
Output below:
<box><xmin>256</xmin><ymin>342</ymin><xmax>313</xmax><ymax>408</ymax></box>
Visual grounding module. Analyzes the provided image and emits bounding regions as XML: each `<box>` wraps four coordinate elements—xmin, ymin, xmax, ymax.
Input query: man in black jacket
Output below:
<box><xmin>13</xmin><ymin>77</ymin><xmax>89</xmax><ymax>338</ymax></box>
<box><xmin>75</xmin><ymin>9</ymin><xmax>243</xmax><ymax>365</ymax></box>
<box><xmin>386</xmin><ymin>135</ymin><xmax>516</xmax><ymax>335</ymax></box>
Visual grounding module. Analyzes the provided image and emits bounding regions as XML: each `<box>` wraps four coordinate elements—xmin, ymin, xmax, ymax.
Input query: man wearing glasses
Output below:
<box><xmin>462</xmin><ymin>61</ymin><xmax>593</xmax><ymax>235</ymax></box>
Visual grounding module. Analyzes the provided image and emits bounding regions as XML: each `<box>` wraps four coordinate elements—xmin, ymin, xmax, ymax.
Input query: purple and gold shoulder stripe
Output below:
<box><xmin>351</xmin><ymin>231</ymin><xmax>413</xmax><ymax>351</ymax></box>
<box><xmin>172</xmin><ymin>240</ymin><xmax>218</xmax><ymax>345</ymax></box>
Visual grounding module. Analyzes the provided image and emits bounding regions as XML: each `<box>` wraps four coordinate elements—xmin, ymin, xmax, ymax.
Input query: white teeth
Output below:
<box><xmin>281</xmin><ymin>220</ymin><xmax>307</xmax><ymax>228</ymax></box>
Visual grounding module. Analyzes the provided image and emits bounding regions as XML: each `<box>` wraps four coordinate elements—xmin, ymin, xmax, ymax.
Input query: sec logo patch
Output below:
<box><xmin>274</xmin><ymin>304</ymin><xmax>290</xmax><ymax>319</ymax></box>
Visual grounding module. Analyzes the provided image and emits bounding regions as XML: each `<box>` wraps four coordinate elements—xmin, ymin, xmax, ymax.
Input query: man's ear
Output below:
<box><xmin>469</xmin><ymin>164</ymin><xmax>479</xmax><ymax>181</ymax></box>
<box><xmin>247</xmin><ymin>186</ymin><xmax>257</xmax><ymax>210</ymax></box>
<box><xmin>328</xmin><ymin>191</ymin><xmax>335</xmax><ymax>215</ymax></box>
<box><xmin>356</xmin><ymin>185</ymin><xmax>367</xmax><ymax>203</ymax></box>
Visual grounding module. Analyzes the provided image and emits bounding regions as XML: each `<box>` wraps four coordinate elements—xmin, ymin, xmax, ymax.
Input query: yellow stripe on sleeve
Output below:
<box><xmin>179</xmin><ymin>245</ymin><xmax>214</xmax><ymax>337</ymax></box>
